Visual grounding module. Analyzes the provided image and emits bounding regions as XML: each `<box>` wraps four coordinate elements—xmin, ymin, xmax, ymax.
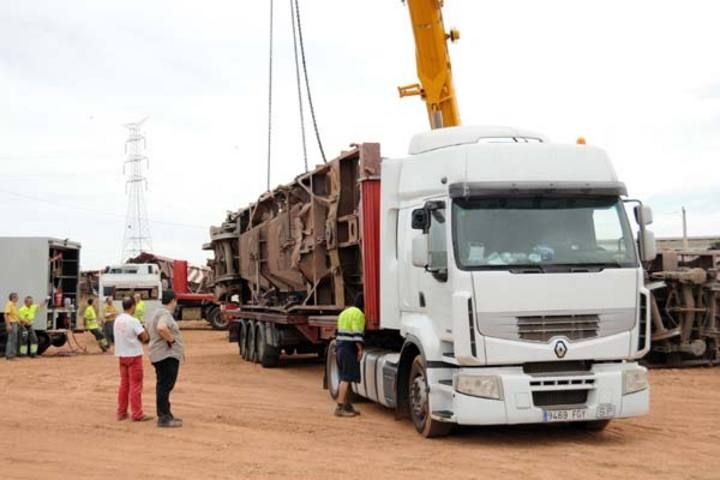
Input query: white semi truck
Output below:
<box><xmin>211</xmin><ymin>126</ymin><xmax>656</xmax><ymax>437</ymax></box>
<box><xmin>339</xmin><ymin>126</ymin><xmax>656</xmax><ymax>436</ymax></box>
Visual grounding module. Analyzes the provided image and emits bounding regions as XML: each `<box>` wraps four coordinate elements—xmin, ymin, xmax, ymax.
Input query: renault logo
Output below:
<box><xmin>554</xmin><ymin>340</ymin><xmax>568</xmax><ymax>359</ymax></box>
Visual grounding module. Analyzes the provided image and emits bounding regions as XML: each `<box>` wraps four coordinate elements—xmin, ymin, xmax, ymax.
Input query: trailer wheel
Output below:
<box><xmin>237</xmin><ymin>321</ymin><xmax>246</xmax><ymax>357</ymax></box>
<box><xmin>326</xmin><ymin>341</ymin><xmax>340</xmax><ymax>400</ymax></box>
<box><xmin>247</xmin><ymin>321</ymin><xmax>258</xmax><ymax>363</ymax></box>
<box><xmin>206</xmin><ymin>305</ymin><xmax>228</xmax><ymax>330</ymax></box>
<box><xmin>239</xmin><ymin>321</ymin><xmax>249</xmax><ymax>360</ymax></box>
<box><xmin>409</xmin><ymin>355</ymin><xmax>453</xmax><ymax>438</ymax></box>
<box><xmin>256</xmin><ymin>322</ymin><xmax>280</xmax><ymax>368</ymax></box>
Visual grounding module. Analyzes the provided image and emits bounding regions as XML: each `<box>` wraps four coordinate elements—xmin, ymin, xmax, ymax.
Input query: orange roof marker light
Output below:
<box><xmin>576</xmin><ymin>136</ymin><xmax>587</xmax><ymax>145</ymax></box>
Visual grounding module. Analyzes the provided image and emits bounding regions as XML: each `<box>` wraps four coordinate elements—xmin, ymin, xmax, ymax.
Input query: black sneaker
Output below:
<box><xmin>158</xmin><ymin>418</ymin><xmax>183</xmax><ymax>428</ymax></box>
<box><xmin>344</xmin><ymin>404</ymin><xmax>361</xmax><ymax>416</ymax></box>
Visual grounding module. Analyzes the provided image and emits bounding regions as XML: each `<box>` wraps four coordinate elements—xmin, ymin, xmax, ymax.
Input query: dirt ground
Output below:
<box><xmin>1</xmin><ymin>325</ymin><xmax>719</xmax><ymax>480</ymax></box>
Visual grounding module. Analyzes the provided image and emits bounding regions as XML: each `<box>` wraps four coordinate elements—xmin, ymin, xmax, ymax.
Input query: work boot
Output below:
<box><xmin>158</xmin><ymin>417</ymin><xmax>183</xmax><ymax>428</ymax></box>
<box><xmin>344</xmin><ymin>403</ymin><xmax>361</xmax><ymax>416</ymax></box>
<box><xmin>334</xmin><ymin>405</ymin><xmax>357</xmax><ymax>418</ymax></box>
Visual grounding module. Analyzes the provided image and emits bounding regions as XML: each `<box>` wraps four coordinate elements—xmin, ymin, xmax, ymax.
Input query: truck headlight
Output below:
<box><xmin>455</xmin><ymin>374</ymin><xmax>503</xmax><ymax>400</ymax></box>
<box><xmin>623</xmin><ymin>369</ymin><xmax>648</xmax><ymax>395</ymax></box>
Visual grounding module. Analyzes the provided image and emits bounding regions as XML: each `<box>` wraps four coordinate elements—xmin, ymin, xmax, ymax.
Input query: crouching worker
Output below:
<box><xmin>84</xmin><ymin>298</ymin><xmax>108</xmax><ymax>352</ymax></box>
<box><xmin>334</xmin><ymin>294</ymin><xmax>365</xmax><ymax>417</ymax></box>
<box><xmin>18</xmin><ymin>296</ymin><xmax>39</xmax><ymax>358</ymax></box>
<box><xmin>114</xmin><ymin>296</ymin><xmax>152</xmax><ymax>422</ymax></box>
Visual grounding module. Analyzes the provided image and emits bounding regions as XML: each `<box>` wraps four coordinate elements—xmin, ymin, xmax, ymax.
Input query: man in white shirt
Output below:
<box><xmin>113</xmin><ymin>296</ymin><xmax>151</xmax><ymax>422</ymax></box>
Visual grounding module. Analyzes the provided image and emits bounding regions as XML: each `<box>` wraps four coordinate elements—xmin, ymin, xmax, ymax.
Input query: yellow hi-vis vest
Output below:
<box><xmin>84</xmin><ymin>305</ymin><xmax>99</xmax><ymax>330</ymax></box>
<box><xmin>134</xmin><ymin>300</ymin><xmax>145</xmax><ymax>324</ymax></box>
<box><xmin>336</xmin><ymin>306</ymin><xmax>366</xmax><ymax>343</ymax></box>
<box><xmin>18</xmin><ymin>304</ymin><xmax>38</xmax><ymax>325</ymax></box>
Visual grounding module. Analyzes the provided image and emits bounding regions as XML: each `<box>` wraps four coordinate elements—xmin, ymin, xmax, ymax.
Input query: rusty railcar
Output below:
<box><xmin>204</xmin><ymin>144</ymin><xmax>383</xmax><ymax>366</ymax></box>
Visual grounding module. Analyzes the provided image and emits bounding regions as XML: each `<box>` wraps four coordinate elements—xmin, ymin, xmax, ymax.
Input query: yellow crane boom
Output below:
<box><xmin>399</xmin><ymin>0</ymin><xmax>461</xmax><ymax>129</ymax></box>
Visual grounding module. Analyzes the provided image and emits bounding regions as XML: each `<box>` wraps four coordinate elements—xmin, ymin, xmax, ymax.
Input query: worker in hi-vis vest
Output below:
<box><xmin>4</xmin><ymin>292</ymin><xmax>20</xmax><ymax>360</ymax></box>
<box><xmin>133</xmin><ymin>294</ymin><xmax>145</xmax><ymax>325</ymax></box>
<box><xmin>84</xmin><ymin>298</ymin><xmax>109</xmax><ymax>352</ymax></box>
<box><xmin>333</xmin><ymin>293</ymin><xmax>365</xmax><ymax>417</ymax></box>
<box><xmin>17</xmin><ymin>296</ymin><xmax>39</xmax><ymax>358</ymax></box>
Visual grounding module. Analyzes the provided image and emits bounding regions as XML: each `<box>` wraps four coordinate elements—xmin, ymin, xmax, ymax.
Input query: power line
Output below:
<box><xmin>0</xmin><ymin>188</ymin><xmax>206</xmax><ymax>229</ymax></box>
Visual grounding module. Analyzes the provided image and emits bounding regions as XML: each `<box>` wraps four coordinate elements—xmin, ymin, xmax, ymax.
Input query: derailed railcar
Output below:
<box><xmin>205</xmin><ymin>144</ymin><xmax>383</xmax><ymax>366</ymax></box>
<box><xmin>645</xmin><ymin>250</ymin><xmax>720</xmax><ymax>367</ymax></box>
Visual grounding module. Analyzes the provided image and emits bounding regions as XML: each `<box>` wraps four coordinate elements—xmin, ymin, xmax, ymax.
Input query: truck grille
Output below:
<box><xmin>532</xmin><ymin>390</ymin><xmax>588</xmax><ymax>407</ymax></box>
<box><xmin>517</xmin><ymin>314</ymin><xmax>599</xmax><ymax>342</ymax></box>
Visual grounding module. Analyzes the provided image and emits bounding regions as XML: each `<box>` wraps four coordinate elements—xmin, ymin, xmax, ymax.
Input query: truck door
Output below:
<box><xmin>401</xmin><ymin>201</ymin><xmax>454</xmax><ymax>347</ymax></box>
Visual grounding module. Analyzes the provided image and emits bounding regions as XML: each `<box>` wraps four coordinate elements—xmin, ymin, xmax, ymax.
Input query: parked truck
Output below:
<box><xmin>0</xmin><ymin>237</ymin><xmax>82</xmax><ymax>355</ymax></box>
<box><xmin>126</xmin><ymin>252</ymin><xmax>225</xmax><ymax>329</ymax></box>
<box><xmin>204</xmin><ymin>0</ymin><xmax>659</xmax><ymax>437</ymax></box>
<box><xmin>100</xmin><ymin>258</ymin><xmax>224</xmax><ymax>329</ymax></box>
<box><xmin>206</xmin><ymin>128</ymin><xmax>656</xmax><ymax>436</ymax></box>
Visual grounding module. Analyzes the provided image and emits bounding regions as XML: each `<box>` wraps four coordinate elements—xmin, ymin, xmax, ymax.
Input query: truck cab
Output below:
<box><xmin>368</xmin><ymin>126</ymin><xmax>654</xmax><ymax>436</ymax></box>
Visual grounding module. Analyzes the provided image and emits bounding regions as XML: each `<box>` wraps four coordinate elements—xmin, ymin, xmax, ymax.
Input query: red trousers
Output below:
<box><xmin>117</xmin><ymin>355</ymin><xmax>144</xmax><ymax>420</ymax></box>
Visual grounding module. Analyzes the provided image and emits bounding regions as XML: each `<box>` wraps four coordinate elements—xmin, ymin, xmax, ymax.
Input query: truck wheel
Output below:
<box><xmin>36</xmin><ymin>331</ymin><xmax>51</xmax><ymax>355</ymax></box>
<box><xmin>237</xmin><ymin>321</ymin><xmax>246</xmax><ymax>357</ymax></box>
<box><xmin>206</xmin><ymin>306</ymin><xmax>228</xmax><ymax>330</ymax></box>
<box><xmin>326</xmin><ymin>341</ymin><xmax>340</xmax><ymax>400</ymax></box>
<box><xmin>577</xmin><ymin>420</ymin><xmax>611</xmax><ymax>432</ymax></box>
<box><xmin>247</xmin><ymin>321</ymin><xmax>257</xmax><ymax>363</ymax></box>
<box><xmin>239</xmin><ymin>321</ymin><xmax>249</xmax><ymax>360</ymax></box>
<box><xmin>409</xmin><ymin>355</ymin><xmax>452</xmax><ymax>438</ymax></box>
<box><xmin>256</xmin><ymin>322</ymin><xmax>280</xmax><ymax>368</ymax></box>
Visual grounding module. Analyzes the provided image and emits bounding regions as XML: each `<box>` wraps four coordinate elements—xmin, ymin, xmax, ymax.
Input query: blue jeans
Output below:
<box><xmin>5</xmin><ymin>323</ymin><xmax>19</xmax><ymax>359</ymax></box>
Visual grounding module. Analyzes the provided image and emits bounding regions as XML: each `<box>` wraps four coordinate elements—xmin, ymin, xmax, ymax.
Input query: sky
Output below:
<box><xmin>1</xmin><ymin>0</ymin><xmax>718</xmax><ymax>270</ymax></box>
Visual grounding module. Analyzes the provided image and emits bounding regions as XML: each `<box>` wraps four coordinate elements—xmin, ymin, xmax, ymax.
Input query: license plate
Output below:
<box><xmin>543</xmin><ymin>408</ymin><xmax>588</xmax><ymax>422</ymax></box>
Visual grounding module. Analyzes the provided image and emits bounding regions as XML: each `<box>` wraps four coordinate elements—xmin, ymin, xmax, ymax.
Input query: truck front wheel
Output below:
<box><xmin>409</xmin><ymin>355</ymin><xmax>452</xmax><ymax>438</ymax></box>
<box><xmin>326</xmin><ymin>341</ymin><xmax>340</xmax><ymax>400</ymax></box>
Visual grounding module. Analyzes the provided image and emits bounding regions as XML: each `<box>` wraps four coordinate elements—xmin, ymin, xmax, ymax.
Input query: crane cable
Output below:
<box><xmin>265</xmin><ymin>0</ymin><xmax>274</xmax><ymax>191</ymax></box>
<box><xmin>290</xmin><ymin>0</ymin><xmax>308</xmax><ymax>172</ymax></box>
<box><xmin>293</xmin><ymin>0</ymin><xmax>326</xmax><ymax>163</ymax></box>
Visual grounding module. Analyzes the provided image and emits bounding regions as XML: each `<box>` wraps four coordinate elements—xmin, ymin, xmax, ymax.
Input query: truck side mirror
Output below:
<box><xmin>639</xmin><ymin>229</ymin><xmax>657</xmax><ymax>262</ymax></box>
<box><xmin>412</xmin><ymin>235</ymin><xmax>429</xmax><ymax>268</ymax></box>
<box><xmin>411</xmin><ymin>208</ymin><xmax>430</xmax><ymax>232</ymax></box>
<box><xmin>634</xmin><ymin>205</ymin><xmax>654</xmax><ymax>226</ymax></box>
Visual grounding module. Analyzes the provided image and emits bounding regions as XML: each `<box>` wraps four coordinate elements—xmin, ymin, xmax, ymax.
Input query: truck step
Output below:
<box><xmin>432</xmin><ymin>410</ymin><xmax>454</xmax><ymax>419</ymax></box>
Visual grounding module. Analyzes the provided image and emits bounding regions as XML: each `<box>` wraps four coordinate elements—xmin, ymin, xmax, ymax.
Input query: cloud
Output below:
<box><xmin>1</xmin><ymin>0</ymin><xmax>719</xmax><ymax>269</ymax></box>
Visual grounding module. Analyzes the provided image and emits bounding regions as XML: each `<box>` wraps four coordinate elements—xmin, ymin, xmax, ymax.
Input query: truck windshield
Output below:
<box><xmin>452</xmin><ymin>196</ymin><xmax>638</xmax><ymax>270</ymax></box>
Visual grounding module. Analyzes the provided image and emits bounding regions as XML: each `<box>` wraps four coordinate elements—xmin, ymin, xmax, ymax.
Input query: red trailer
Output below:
<box><xmin>127</xmin><ymin>253</ymin><xmax>226</xmax><ymax>329</ymax></box>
